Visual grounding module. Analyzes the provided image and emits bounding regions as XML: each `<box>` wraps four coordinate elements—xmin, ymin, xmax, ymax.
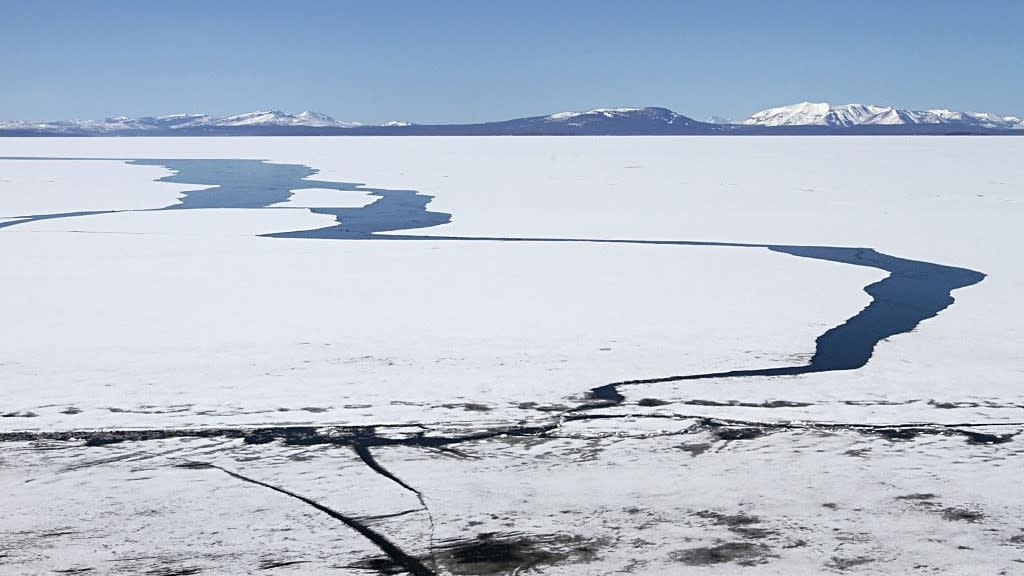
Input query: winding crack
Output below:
<box><xmin>177</xmin><ymin>462</ymin><xmax>436</xmax><ymax>576</ymax></box>
<box><xmin>0</xmin><ymin>157</ymin><xmax>987</xmax><ymax>408</ymax></box>
<box><xmin>0</xmin><ymin>157</ymin><xmax>1000</xmax><ymax>574</ymax></box>
<box><xmin>353</xmin><ymin>443</ymin><xmax>438</xmax><ymax>572</ymax></box>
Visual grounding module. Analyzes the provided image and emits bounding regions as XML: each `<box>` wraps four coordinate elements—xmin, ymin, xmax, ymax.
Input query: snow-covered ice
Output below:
<box><xmin>1</xmin><ymin>136</ymin><xmax>1022</xmax><ymax>574</ymax></box>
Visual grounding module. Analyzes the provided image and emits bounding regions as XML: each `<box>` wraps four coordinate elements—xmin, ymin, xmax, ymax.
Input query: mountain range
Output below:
<box><xmin>2</xmin><ymin>103</ymin><xmax>1022</xmax><ymax>136</ymax></box>
<box><xmin>743</xmin><ymin>102</ymin><xmax>1024</xmax><ymax>130</ymax></box>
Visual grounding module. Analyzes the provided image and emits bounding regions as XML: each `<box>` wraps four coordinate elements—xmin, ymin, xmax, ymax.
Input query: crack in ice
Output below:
<box><xmin>178</xmin><ymin>461</ymin><xmax>437</xmax><ymax>576</ymax></box>
<box><xmin>353</xmin><ymin>443</ymin><xmax>439</xmax><ymax>571</ymax></box>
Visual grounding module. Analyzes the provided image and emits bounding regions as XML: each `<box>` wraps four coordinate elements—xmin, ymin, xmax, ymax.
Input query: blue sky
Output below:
<box><xmin>2</xmin><ymin>0</ymin><xmax>1022</xmax><ymax>123</ymax></box>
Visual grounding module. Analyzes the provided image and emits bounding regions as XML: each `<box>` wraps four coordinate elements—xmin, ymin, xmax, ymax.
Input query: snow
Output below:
<box><xmin>743</xmin><ymin>102</ymin><xmax>904</xmax><ymax>127</ymax></box>
<box><xmin>745</xmin><ymin>102</ymin><xmax>1024</xmax><ymax>128</ymax></box>
<box><xmin>547</xmin><ymin>107</ymin><xmax>656</xmax><ymax>120</ymax></box>
<box><xmin>6</xmin><ymin>106</ymin><xmax>1022</xmax><ymax>134</ymax></box>
<box><xmin>1</xmin><ymin>136</ymin><xmax>1022</xmax><ymax>574</ymax></box>
<box><xmin>196</xmin><ymin>110</ymin><xmax>354</xmax><ymax>128</ymax></box>
<box><xmin>3</xmin><ymin>421</ymin><xmax>1021</xmax><ymax>574</ymax></box>
<box><xmin>0</xmin><ymin>213</ymin><xmax>874</xmax><ymax>430</ymax></box>
<box><xmin>0</xmin><ymin>110</ymin><xmax>361</xmax><ymax>132</ymax></box>
<box><xmin>268</xmin><ymin>187</ymin><xmax>377</xmax><ymax>208</ymax></box>
<box><xmin>0</xmin><ymin>137</ymin><xmax>1020</xmax><ymax>430</ymax></box>
<box><xmin>0</xmin><ymin>114</ymin><xmax>214</xmax><ymax>133</ymax></box>
<box><xmin>0</xmin><ymin>159</ymin><xmax>188</xmax><ymax>214</ymax></box>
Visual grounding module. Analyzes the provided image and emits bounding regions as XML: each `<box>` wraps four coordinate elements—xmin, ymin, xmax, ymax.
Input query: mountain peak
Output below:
<box><xmin>547</xmin><ymin>106</ymin><xmax>679</xmax><ymax>120</ymax></box>
<box><xmin>203</xmin><ymin>110</ymin><xmax>355</xmax><ymax>128</ymax></box>
<box><xmin>296</xmin><ymin>111</ymin><xmax>335</xmax><ymax>121</ymax></box>
<box><xmin>744</xmin><ymin>102</ymin><xmax>1024</xmax><ymax>129</ymax></box>
<box><xmin>2</xmin><ymin>104</ymin><xmax>1022</xmax><ymax>136</ymax></box>
<box><xmin>537</xmin><ymin>106</ymin><xmax>699</xmax><ymax>130</ymax></box>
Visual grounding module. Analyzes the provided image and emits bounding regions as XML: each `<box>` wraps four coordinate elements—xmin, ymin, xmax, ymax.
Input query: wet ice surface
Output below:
<box><xmin>3</xmin><ymin>422</ymin><xmax>1022</xmax><ymax>575</ymax></box>
<box><xmin>1</xmin><ymin>137</ymin><xmax>1023</xmax><ymax>574</ymax></box>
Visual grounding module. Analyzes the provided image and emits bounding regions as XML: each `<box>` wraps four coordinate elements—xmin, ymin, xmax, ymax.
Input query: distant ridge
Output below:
<box><xmin>0</xmin><ymin>110</ymin><xmax>357</xmax><ymax>135</ymax></box>
<box><xmin>743</xmin><ymin>101</ymin><xmax>1024</xmax><ymax>130</ymax></box>
<box><xmin>2</xmin><ymin>104</ymin><xmax>1022</xmax><ymax>136</ymax></box>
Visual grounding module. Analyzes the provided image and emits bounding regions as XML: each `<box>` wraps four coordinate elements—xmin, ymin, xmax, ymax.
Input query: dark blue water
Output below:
<box><xmin>0</xmin><ymin>157</ymin><xmax>451</xmax><ymax>235</ymax></box>
<box><xmin>588</xmin><ymin>244</ymin><xmax>984</xmax><ymax>401</ymax></box>
<box><xmin>136</xmin><ymin>158</ymin><xmax>453</xmax><ymax>236</ymax></box>
<box><xmin>381</xmin><ymin>237</ymin><xmax>984</xmax><ymax>401</ymax></box>
<box><xmin>0</xmin><ymin>157</ymin><xmax>986</xmax><ymax>400</ymax></box>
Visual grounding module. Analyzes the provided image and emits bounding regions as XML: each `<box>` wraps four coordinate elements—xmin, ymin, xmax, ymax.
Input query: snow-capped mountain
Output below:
<box><xmin>188</xmin><ymin>110</ymin><xmax>358</xmax><ymax>128</ymax></box>
<box><xmin>2</xmin><ymin>105</ymin><xmax>1022</xmax><ymax>136</ymax></box>
<box><xmin>0</xmin><ymin>110</ymin><xmax>358</xmax><ymax>134</ymax></box>
<box><xmin>706</xmin><ymin>115</ymin><xmax>735</xmax><ymax>125</ymax></box>
<box><xmin>743</xmin><ymin>102</ymin><xmax>1024</xmax><ymax>129</ymax></box>
<box><xmin>467</xmin><ymin>107</ymin><xmax>706</xmax><ymax>135</ymax></box>
<box><xmin>0</xmin><ymin>113</ymin><xmax>213</xmax><ymax>134</ymax></box>
<box><xmin>541</xmin><ymin>107</ymin><xmax>699</xmax><ymax>128</ymax></box>
<box><xmin>1</xmin><ymin>107</ymin><xmax>710</xmax><ymax>136</ymax></box>
<box><xmin>922</xmin><ymin>109</ymin><xmax>1024</xmax><ymax>128</ymax></box>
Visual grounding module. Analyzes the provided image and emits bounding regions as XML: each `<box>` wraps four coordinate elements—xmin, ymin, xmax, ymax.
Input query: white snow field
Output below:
<box><xmin>1</xmin><ymin>137</ymin><xmax>1022</xmax><ymax>575</ymax></box>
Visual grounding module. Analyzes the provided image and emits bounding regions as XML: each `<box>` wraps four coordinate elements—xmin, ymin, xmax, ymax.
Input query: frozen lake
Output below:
<box><xmin>1</xmin><ymin>137</ymin><xmax>1022</xmax><ymax>575</ymax></box>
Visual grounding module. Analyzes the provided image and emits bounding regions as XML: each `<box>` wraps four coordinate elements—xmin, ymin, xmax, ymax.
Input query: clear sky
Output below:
<box><xmin>2</xmin><ymin>0</ymin><xmax>1022</xmax><ymax>123</ymax></box>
